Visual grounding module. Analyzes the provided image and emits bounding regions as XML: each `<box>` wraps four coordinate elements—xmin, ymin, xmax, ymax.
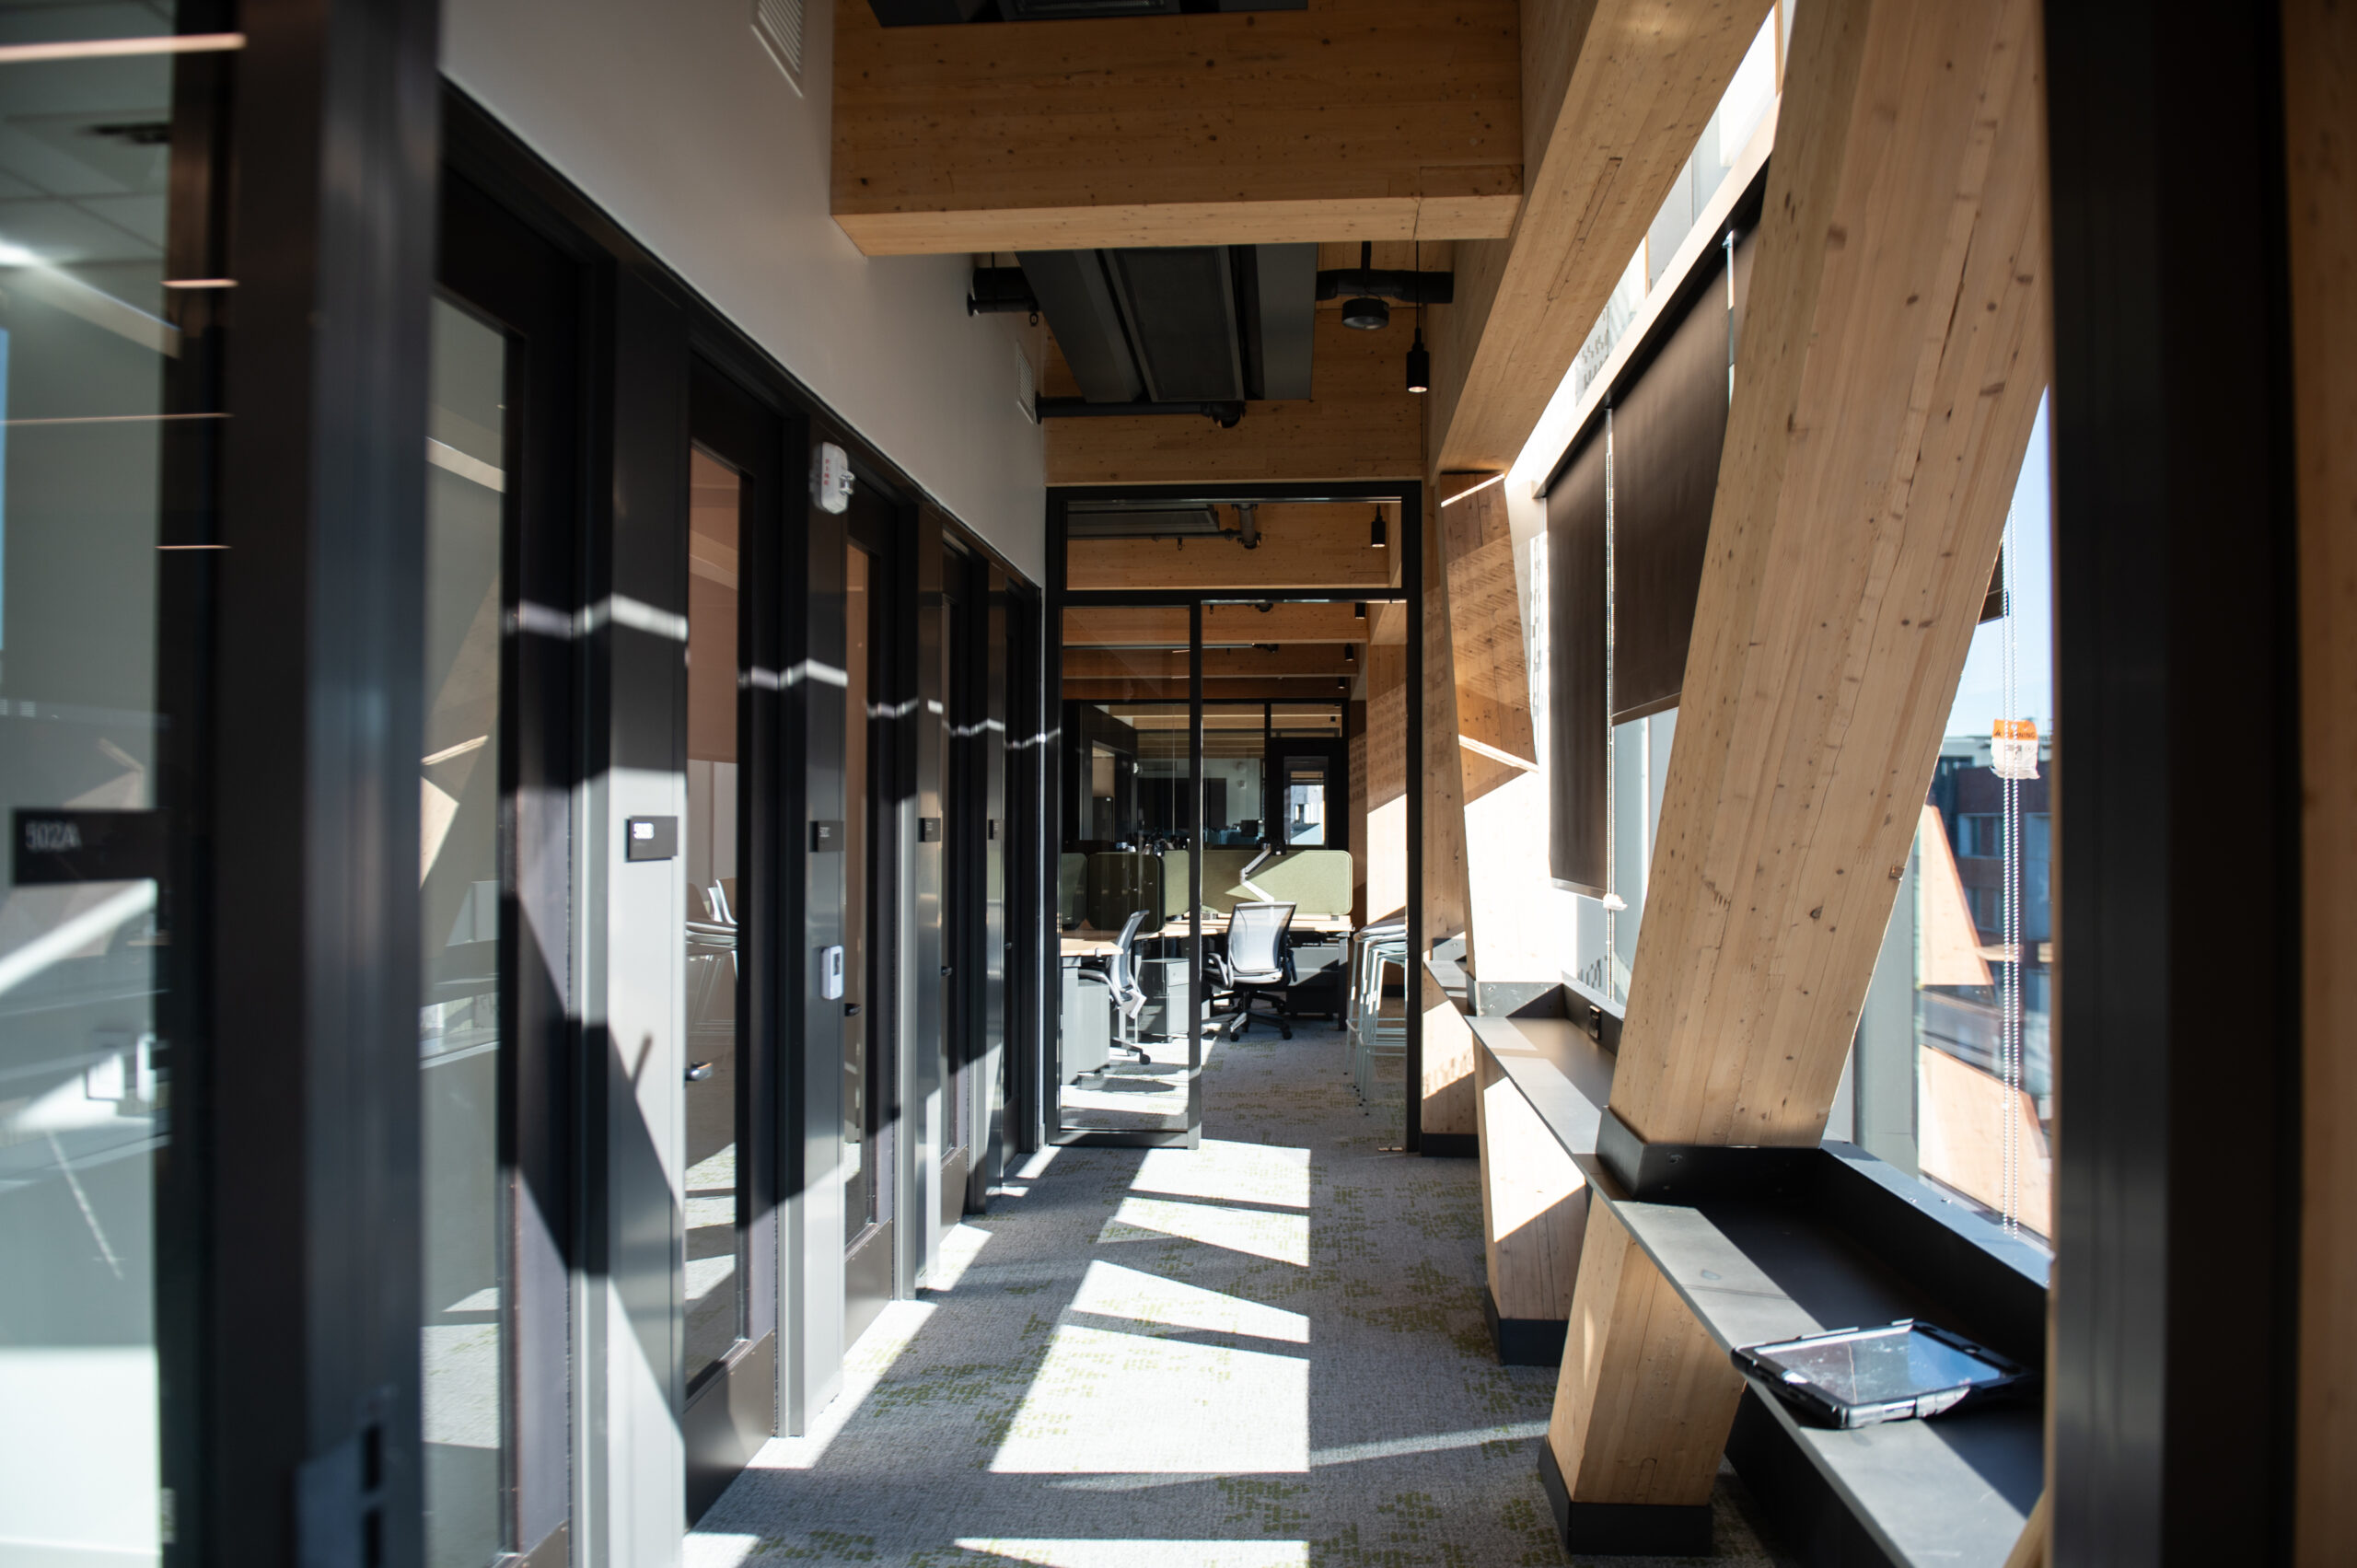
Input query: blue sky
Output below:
<box><xmin>1945</xmin><ymin>393</ymin><xmax>2053</xmax><ymax>741</ymax></box>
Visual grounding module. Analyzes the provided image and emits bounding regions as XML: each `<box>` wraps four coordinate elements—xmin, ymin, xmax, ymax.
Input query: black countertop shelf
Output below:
<box><xmin>1466</xmin><ymin>1007</ymin><xmax>2049</xmax><ymax>1568</ymax></box>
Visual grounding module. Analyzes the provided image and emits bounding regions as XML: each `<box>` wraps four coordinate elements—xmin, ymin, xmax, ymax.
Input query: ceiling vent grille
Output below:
<box><xmin>754</xmin><ymin>0</ymin><xmax>805</xmax><ymax>93</ymax></box>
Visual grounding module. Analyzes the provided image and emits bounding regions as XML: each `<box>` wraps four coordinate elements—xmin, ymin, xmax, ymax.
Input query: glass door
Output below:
<box><xmin>680</xmin><ymin>366</ymin><xmax>785</xmax><ymax>1518</ymax></box>
<box><xmin>841</xmin><ymin>508</ymin><xmax>896</xmax><ymax>1348</ymax></box>
<box><xmin>1053</xmin><ymin>606</ymin><xmax>1202</xmax><ymax>1144</ymax></box>
<box><xmin>421</xmin><ymin>173</ymin><xmax>579</xmax><ymax>1568</ymax></box>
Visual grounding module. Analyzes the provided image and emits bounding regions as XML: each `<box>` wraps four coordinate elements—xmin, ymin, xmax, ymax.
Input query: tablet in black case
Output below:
<box><xmin>1731</xmin><ymin>1319</ymin><xmax>2030</xmax><ymax>1430</ymax></box>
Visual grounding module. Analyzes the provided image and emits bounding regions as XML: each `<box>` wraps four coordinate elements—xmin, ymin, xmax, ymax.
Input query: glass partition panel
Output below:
<box><xmin>844</xmin><ymin>546</ymin><xmax>874</xmax><ymax>1238</ymax></box>
<box><xmin>419</xmin><ymin>298</ymin><xmax>510</xmax><ymax>1568</ymax></box>
<box><xmin>0</xmin><ymin>29</ymin><xmax>206</xmax><ymax>1568</ymax></box>
<box><xmin>1055</xmin><ymin>610</ymin><xmax>1198</xmax><ymax>1137</ymax></box>
<box><xmin>682</xmin><ymin>448</ymin><xmax>743</xmax><ymax>1388</ymax></box>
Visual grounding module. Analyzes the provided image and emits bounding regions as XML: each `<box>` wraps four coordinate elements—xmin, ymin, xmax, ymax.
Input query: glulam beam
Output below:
<box><xmin>831</xmin><ymin>0</ymin><xmax>1521</xmax><ymax>256</ymax></box>
<box><xmin>1429</xmin><ymin>0</ymin><xmax>1773</xmax><ymax>474</ymax></box>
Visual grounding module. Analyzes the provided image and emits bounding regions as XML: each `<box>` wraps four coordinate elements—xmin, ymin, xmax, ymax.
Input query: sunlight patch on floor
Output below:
<box><xmin>1128</xmin><ymin>1140</ymin><xmax>1310</xmax><ymax>1210</ymax></box>
<box><xmin>1098</xmin><ymin>1197</ymin><xmax>1308</xmax><ymax>1267</ymax></box>
<box><xmin>953</xmin><ymin>1540</ymin><xmax>1309</xmax><ymax>1568</ymax></box>
<box><xmin>990</xmin><ymin>1323</ymin><xmax>1308</xmax><ymax>1474</ymax></box>
<box><xmin>1069</xmin><ymin>1260</ymin><xmax>1307</xmax><ymax>1345</ymax></box>
<box><xmin>923</xmin><ymin>1222</ymin><xmax>994</xmax><ymax>1294</ymax></box>
<box><xmin>733</xmin><ymin>1300</ymin><xmax>935</xmax><ymax>1472</ymax></box>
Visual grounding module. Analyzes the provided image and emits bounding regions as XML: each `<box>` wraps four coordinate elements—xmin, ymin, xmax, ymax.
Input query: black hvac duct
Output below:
<box><xmin>1035</xmin><ymin>397</ymin><xmax>1245</xmax><ymax>428</ymax></box>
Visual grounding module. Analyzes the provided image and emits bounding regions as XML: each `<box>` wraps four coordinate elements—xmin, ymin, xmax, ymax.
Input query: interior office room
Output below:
<box><xmin>0</xmin><ymin>1</ymin><xmax>2347</xmax><ymax>1567</ymax></box>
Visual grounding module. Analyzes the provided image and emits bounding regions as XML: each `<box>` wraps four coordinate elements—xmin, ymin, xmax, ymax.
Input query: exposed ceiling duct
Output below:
<box><xmin>1065</xmin><ymin>500</ymin><xmax>1226</xmax><ymax>540</ymax></box>
<box><xmin>1009</xmin><ymin>243</ymin><xmax>1316</xmax><ymax>422</ymax></box>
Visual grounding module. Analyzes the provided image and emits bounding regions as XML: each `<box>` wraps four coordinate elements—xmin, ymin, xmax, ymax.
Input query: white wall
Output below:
<box><xmin>442</xmin><ymin>0</ymin><xmax>1048</xmax><ymax>582</ymax></box>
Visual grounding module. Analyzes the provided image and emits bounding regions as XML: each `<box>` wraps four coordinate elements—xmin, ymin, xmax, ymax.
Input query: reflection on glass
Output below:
<box><xmin>1841</xmin><ymin>400</ymin><xmax>2059</xmax><ymax>1243</ymax></box>
<box><xmin>419</xmin><ymin>299</ymin><xmax>507</xmax><ymax>1568</ymax></box>
<box><xmin>684</xmin><ymin>449</ymin><xmax>743</xmax><ymax>1386</ymax></box>
<box><xmin>843</xmin><ymin>546</ymin><xmax>873</xmax><ymax>1242</ymax></box>
<box><xmin>0</xmin><ymin>35</ymin><xmax>185</xmax><ymax>1568</ymax></box>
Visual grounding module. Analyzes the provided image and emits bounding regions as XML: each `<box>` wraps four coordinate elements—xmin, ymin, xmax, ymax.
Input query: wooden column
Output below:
<box><xmin>1419</xmin><ymin>484</ymin><xmax>1479</xmax><ymax>1150</ymax></box>
<box><xmin>1609</xmin><ymin>0</ymin><xmax>2050</xmax><ymax>1146</ymax></box>
<box><xmin>2288</xmin><ymin>0</ymin><xmax>2357</xmax><ymax>1555</ymax></box>
<box><xmin>1545</xmin><ymin>0</ymin><xmax>2051</xmax><ymax>1543</ymax></box>
<box><xmin>1476</xmin><ymin>1051</ymin><xmax>1585</xmax><ymax>1362</ymax></box>
<box><xmin>1544</xmin><ymin>1200</ymin><xmax>1746</xmax><ymax>1550</ymax></box>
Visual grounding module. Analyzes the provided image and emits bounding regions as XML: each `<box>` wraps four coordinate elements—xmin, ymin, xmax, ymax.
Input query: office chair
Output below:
<box><xmin>1106</xmin><ymin>908</ymin><xmax>1153</xmax><ymax>1063</ymax></box>
<box><xmin>1213</xmin><ymin>900</ymin><xmax>1296</xmax><ymax>1039</ymax></box>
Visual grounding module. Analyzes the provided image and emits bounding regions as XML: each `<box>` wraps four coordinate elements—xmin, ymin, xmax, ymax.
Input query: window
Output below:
<box><xmin>1955</xmin><ymin>814</ymin><xmax>2002</xmax><ymax>859</ymax></box>
<box><xmin>1849</xmin><ymin>395</ymin><xmax>2056</xmax><ymax>1244</ymax></box>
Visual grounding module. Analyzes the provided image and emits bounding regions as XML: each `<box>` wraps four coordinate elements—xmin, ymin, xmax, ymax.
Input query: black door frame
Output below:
<box><xmin>431</xmin><ymin>164</ymin><xmax>586</xmax><ymax>1568</ymax></box>
<box><xmin>1045</xmin><ymin>482</ymin><xmax>1423</xmax><ymax>1148</ymax></box>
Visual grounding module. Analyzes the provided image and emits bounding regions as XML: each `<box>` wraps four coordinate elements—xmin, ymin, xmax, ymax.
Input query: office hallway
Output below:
<box><xmin>688</xmin><ymin>1028</ymin><xmax>1778</xmax><ymax>1568</ymax></box>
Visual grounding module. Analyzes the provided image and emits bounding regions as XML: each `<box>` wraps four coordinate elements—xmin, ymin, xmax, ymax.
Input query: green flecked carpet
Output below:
<box><xmin>689</xmin><ymin>1025</ymin><xmax>1781</xmax><ymax>1568</ymax></box>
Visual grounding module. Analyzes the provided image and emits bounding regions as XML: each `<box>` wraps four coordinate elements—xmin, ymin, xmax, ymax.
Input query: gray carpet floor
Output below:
<box><xmin>689</xmin><ymin>1024</ymin><xmax>1781</xmax><ymax>1568</ymax></box>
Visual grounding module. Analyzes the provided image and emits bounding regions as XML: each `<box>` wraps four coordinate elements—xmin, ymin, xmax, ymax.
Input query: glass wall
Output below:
<box><xmin>1053</xmin><ymin>624</ymin><xmax>1200</xmax><ymax>1135</ymax></box>
<box><xmin>0</xmin><ymin>18</ymin><xmax>210</xmax><ymax>1565</ymax></box>
<box><xmin>1851</xmin><ymin>399</ymin><xmax>2058</xmax><ymax>1242</ymax></box>
<box><xmin>683</xmin><ymin>448</ymin><xmax>743</xmax><ymax>1387</ymax></box>
<box><xmin>418</xmin><ymin>299</ymin><xmax>510</xmax><ymax>1568</ymax></box>
<box><xmin>844</xmin><ymin>545</ymin><xmax>874</xmax><ymax>1238</ymax></box>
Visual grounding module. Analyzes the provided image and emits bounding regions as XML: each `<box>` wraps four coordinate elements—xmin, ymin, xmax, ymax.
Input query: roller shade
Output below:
<box><xmin>1548</xmin><ymin>428</ymin><xmax>1609</xmax><ymax>897</ymax></box>
<box><xmin>1609</xmin><ymin>250</ymin><xmax>1737</xmax><ymax>723</ymax></box>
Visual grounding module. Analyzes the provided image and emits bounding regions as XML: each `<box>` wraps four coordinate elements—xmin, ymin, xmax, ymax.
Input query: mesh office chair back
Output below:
<box><xmin>1109</xmin><ymin>908</ymin><xmax>1150</xmax><ymax>1021</ymax></box>
<box><xmin>1225</xmin><ymin>901</ymin><xmax>1295</xmax><ymax>983</ymax></box>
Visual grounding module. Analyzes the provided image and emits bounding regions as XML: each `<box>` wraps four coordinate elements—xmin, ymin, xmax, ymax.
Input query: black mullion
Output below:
<box><xmin>1188</xmin><ymin>602</ymin><xmax>1204</xmax><ymax>1147</ymax></box>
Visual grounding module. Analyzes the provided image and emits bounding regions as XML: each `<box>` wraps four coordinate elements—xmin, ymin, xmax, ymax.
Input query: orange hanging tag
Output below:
<box><xmin>1992</xmin><ymin>719</ymin><xmax>2039</xmax><ymax>781</ymax></box>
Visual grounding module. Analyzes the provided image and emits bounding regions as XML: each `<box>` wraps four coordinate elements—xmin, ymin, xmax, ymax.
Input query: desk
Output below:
<box><xmin>1059</xmin><ymin>912</ymin><xmax>1353</xmax><ymax>958</ymax></box>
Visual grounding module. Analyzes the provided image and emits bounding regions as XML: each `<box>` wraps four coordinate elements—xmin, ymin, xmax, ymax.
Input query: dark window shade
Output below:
<box><xmin>1548</xmin><ymin>430</ymin><xmax>1609</xmax><ymax>897</ymax></box>
<box><xmin>1608</xmin><ymin>243</ymin><xmax>1747</xmax><ymax>724</ymax></box>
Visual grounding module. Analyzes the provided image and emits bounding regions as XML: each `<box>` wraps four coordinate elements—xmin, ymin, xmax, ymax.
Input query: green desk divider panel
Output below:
<box><xmin>1059</xmin><ymin>854</ymin><xmax>1088</xmax><ymax>928</ymax></box>
<box><xmin>1202</xmin><ymin>848</ymin><xmax>1354</xmax><ymax>917</ymax></box>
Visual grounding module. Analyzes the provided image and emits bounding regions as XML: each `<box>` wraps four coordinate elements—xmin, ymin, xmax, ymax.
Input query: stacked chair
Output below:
<box><xmin>1346</xmin><ymin>915</ymin><xmax>1409</xmax><ymax>1104</ymax></box>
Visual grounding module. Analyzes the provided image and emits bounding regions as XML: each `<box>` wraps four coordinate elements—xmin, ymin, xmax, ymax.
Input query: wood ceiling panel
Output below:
<box><xmin>1065</xmin><ymin>503</ymin><xmax>1399</xmax><ymax>590</ymax></box>
<box><xmin>1048</xmin><ymin>310</ymin><xmax>1424</xmax><ymax>484</ymax></box>
<box><xmin>831</xmin><ymin>0</ymin><xmax>1522</xmax><ymax>255</ymax></box>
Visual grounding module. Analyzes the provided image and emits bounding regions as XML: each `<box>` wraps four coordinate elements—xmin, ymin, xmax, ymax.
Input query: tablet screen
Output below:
<box><xmin>1763</xmin><ymin>1325</ymin><xmax>2010</xmax><ymax>1406</ymax></box>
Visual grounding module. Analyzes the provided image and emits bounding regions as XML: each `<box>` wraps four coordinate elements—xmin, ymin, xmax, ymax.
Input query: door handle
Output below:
<box><xmin>844</xmin><ymin>1002</ymin><xmax>863</xmax><ymax>1017</ymax></box>
<box><xmin>685</xmin><ymin>1062</ymin><xmax>715</xmax><ymax>1084</ymax></box>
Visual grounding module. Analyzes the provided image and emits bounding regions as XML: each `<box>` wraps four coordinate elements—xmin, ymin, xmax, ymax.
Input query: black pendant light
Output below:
<box><xmin>1369</xmin><ymin>507</ymin><xmax>1387</xmax><ymax>548</ymax></box>
<box><xmin>1405</xmin><ymin>238</ymin><xmax>1430</xmax><ymax>393</ymax></box>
